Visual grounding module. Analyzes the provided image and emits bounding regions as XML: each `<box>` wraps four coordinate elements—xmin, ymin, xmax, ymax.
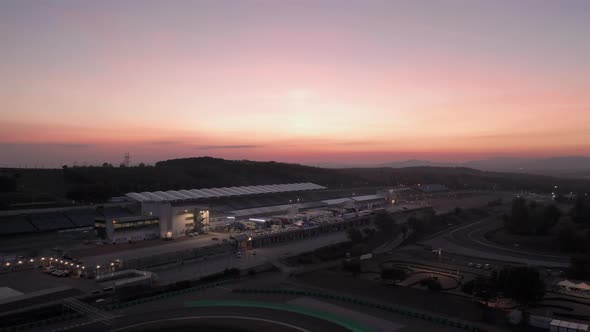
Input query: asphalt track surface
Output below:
<box><xmin>70</xmin><ymin>304</ymin><xmax>357</xmax><ymax>332</ymax></box>
<box><xmin>424</xmin><ymin>215</ymin><xmax>570</xmax><ymax>267</ymax></box>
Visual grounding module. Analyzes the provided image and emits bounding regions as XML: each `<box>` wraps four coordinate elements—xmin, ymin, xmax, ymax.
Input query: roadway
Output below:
<box><xmin>421</xmin><ymin>215</ymin><xmax>570</xmax><ymax>268</ymax></box>
<box><xmin>82</xmin><ymin>307</ymin><xmax>351</xmax><ymax>332</ymax></box>
<box><xmin>51</xmin><ymin>272</ymin><xmax>466</xmax><ymax>332</ymax></box>
<box><xmin>151</xmin><ymin>232</ymin><xmax>348</xmax><ymax>284</ymax></box>
<box><xmin>78</xmin><ymin>232</ymin><xmax>231</xmax><ymax>267</ymax></box>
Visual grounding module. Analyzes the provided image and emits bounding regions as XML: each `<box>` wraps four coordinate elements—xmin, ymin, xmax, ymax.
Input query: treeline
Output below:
<box><xmin>0</xmin><ymin>176</ymin><xmax>17</xmax><ymax>192</ymax></box>
<box><xmin>462</xmin><ymin>266</ymin><xmax>545</xmax><ymax>305</ymax></box>
<box><xmin>503</xmin><ymin>196</ymin><xmax>590</xmax><ymax>253</ymax></box>
<box><xmin>338</xmin><ymin>166</ymin><xmax>590</xmax><ymax>193</ymax></box>
<box><xmin>408</xmin><ymin>207</ymin><xmax>491</xmax><ymax>240</ymax></box>
<box><xmin>155</xmin><ymin>157</ymin><xmax>361</xmax><ymax>187</ymax></box>
<box><xmin>503</xmin><ymin>198</ymin><xmax>561</xmax><ymax>235</ymax></box>
<box><xmin>3</xmin><ymin>157</ymin><xmax>366</xmax><ymax>204</ymax></box>
<box><xmin>2</xmin><ymin>157</ymin><xmax>590</xmax><ymax>206</ymax></box>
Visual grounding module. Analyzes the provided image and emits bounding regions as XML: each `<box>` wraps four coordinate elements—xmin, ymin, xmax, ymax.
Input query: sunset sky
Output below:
<box><xmin>1</xmin><ymin>0</ymin><xmax>589</xmax><ymax>167</ymax></box>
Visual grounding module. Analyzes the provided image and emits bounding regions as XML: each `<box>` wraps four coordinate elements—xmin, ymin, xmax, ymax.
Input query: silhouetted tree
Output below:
<box><xmin>496</xmin><ymin>266</ymin><xmax>545</xmax><ymax>304</ymax></box>
<box><xmin>375</xmin><ymin>212</ymin><xmax>399</xmax><ymax>238</ymax></box>
<box><xmin>558</xmin><ymin>225</ymin><xmax>577</xmax><ymax>251</ymax></box>
<box><xmin>0</xmin><ymin>176</ymin><xmax>17</xmax><ymax>192</ymax></box>
<box><xmin>568</xmin><ymin>254</ymin><xmax>590</xmax><ymax>279</ymax></box>
<box><xmin>346</xmin><ymin>228</ymin><xmax>363</xmax><ymax>243</ymax></box>
<box><xmin>571</xmin><ymin>194</ymin><xmax>590</xmax><ymax>224</ymax></box>
<box><xmin>506</xmin><ymin>197</ymin><xmax>529</xmax><ymax>234</ymax></box>
<box><xmin>505</xmin><ymin>198</ymin><xmax>561</xmax><ymax>235</ymax></box>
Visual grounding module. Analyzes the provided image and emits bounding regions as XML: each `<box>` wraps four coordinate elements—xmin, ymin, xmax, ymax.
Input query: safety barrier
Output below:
<box><xmin>102</xmin><ymin>279</ymin><xmax>236</xmax><ymax>311</ymax></box>
<box><xmin>0</xmin><ymin>280</ymin><xmax>236</xmax><ymax>332</ymax></box>
<box><xmin>0</xmin><ymin>312</ymin><xmax>82</xmax><ymax>332</ymax></box>
<box><xmin>232</xmin><ymin>288</ymin><xmax>482</xmax><ymax>331</ymax></box>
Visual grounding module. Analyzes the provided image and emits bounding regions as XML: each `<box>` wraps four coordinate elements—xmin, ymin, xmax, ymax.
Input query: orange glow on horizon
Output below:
<box><xmin>1</xmin><ymin>1</ymin><xmax>589</xmax><ymax>167</ymax></box>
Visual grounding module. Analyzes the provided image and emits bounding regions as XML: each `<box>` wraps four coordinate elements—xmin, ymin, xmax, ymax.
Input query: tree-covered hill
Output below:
<box><xmin>1</xmin><ymin>157</ymin><xmax>589</xmax><ymax>208</ymax></box>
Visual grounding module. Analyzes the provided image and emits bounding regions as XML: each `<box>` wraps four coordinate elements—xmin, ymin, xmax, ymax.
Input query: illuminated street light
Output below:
<box><xmin>96</xmin><ymin>265</ymin><xmax>101</xmax><ymax>269</ymax></box>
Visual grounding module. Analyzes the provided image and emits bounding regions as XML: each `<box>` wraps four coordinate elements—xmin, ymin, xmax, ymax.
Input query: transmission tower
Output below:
<box><xmin>124</xmin><ymin>152</ymin><xmax>131</xmax><ymax>167</ymax></box>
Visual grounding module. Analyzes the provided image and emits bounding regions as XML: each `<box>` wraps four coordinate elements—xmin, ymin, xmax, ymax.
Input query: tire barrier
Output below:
<box><xmin>231</xmin><ymin>288</ymin><xmax>482</xmax><ymax>331</ymax></box>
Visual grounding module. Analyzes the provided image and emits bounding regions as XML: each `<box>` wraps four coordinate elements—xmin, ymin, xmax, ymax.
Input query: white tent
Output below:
<box><xmin>558</xmin><ymin>280</ymin><xmax>590</xmax><ymax>291</ymax></box>
<box><xmin>558</xmin><ymin>280</ymin><xmax>579</xmax><ymax>289</ymax></box>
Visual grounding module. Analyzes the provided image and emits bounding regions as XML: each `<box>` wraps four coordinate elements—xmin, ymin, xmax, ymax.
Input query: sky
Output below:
<box><xmin>1</xmin><ymin>0</ymin><xmax>589</xmax><ymax>167</ymax></box>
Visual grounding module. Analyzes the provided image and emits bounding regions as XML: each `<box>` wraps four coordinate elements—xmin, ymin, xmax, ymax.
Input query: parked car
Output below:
<box><xmin>484</xmin><ymin>264</ymin><xmax>491</xmax><ymax>270</ymax></box>
<box><xmin>52</xmin><ymin>270</ymin><xmax>68</xmax><ymax>277</ymax></box>
<box><xmin>43</xmin><ymin>266</ymin><xmax>56</xmax><ymax>274</ymax></box>
<box><xmin>476</xmin><ymin>264</ymin><xmax>483</xmax><ymax>269</ymax></box>
<box><xmin>467</xmin><ymin>262</ymin><xmax>474</xmax><ymax>267</ymax></box>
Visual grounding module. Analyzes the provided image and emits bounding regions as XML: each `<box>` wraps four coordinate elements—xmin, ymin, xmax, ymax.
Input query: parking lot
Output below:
<box><xmin>0</xmin><ymin>268</ymin><xmax>97</xmax><ymax>294</ymax></box>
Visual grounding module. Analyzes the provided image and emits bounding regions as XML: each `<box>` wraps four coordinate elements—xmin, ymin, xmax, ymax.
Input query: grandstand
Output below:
<box><xmin>28</xmin><ymin>213</ymin><xmax>75</xmax><ymax>231</ymax></box>
<box><xmin>64</xmin><ymin>209</ymin><xmax>96</xmax><ymax>227</ymax></box>
<box><xmin>96</xmin><ymin>206</ymin><xmax>137</xmax><ymax>219</ymax></box>
<box><xmin>0</xmin><ymin>215</ymin><xmax>36</xmax><ymax>235</ymax></box>
<box><xmin>0</xmin><ymin>184</ymin><xmax>391</xmax><ymax>237</ymax></box>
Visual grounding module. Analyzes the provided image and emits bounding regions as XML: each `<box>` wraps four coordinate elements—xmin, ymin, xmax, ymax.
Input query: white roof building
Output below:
<box><xmin>125</xmin><ymin>183</ymin><xmax>325</xmax><ymax>203</ymax></box>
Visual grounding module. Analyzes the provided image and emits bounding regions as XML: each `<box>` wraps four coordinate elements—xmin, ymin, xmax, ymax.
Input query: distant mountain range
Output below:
<box><xmin>379</xmin><ymin>156</ymin><xmax>590</xmax><ymax>178</ymax></box>
<box><xmin>314</xmin><ymin>156</ymin><xmax>590</xmax><ymax>175</ymax></box>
